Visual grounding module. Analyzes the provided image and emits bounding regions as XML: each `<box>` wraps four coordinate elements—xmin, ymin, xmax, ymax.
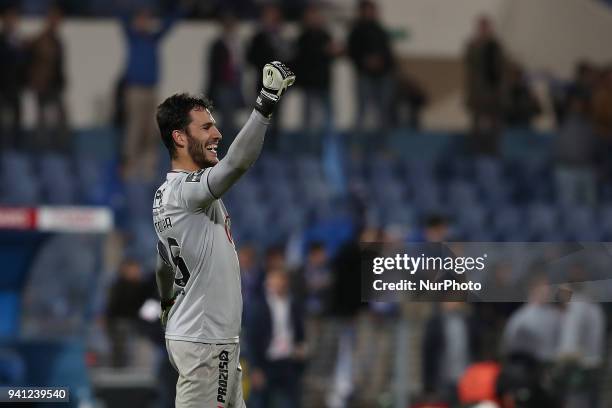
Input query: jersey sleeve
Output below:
<box><xmin>179</xmin><ymin>168</ymin><xmax>218</xmax><ymax>209</ymax></box>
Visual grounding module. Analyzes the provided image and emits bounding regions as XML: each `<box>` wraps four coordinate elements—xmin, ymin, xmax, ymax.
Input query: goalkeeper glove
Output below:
<box><xmin>160</xmin><ymin>295</ymin><xmax>176</xmax><ymax>328</ymax></box>
<box><xmin>254</xmin><ymin>61</ymin><xmax>296</xmax><ymax>118</ymax></box>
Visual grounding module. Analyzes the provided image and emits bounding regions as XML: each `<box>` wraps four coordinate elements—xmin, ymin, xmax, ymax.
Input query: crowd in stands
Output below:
<box><xmin>0</xmin><ymin>4</ymin><xmax>66</xmax><ymax>151</ymax></box>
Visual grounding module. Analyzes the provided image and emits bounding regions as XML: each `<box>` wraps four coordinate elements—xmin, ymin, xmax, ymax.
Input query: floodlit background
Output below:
<box><xmin>0</xmin><ymin>0</ymin><xmax>611</xmax><ymax>407</ymax></box>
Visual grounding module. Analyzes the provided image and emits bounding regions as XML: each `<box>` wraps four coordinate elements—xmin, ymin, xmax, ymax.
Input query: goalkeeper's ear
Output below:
<box><xmin>171</xmin><ymin>129</ymin><xmax>187</xmax><ymax>151</ymax></box>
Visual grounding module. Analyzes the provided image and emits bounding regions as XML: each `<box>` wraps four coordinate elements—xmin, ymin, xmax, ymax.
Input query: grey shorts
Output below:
<box><xmin>166</xmin><ymin>339</ymin><xmax>245</xmax><ymax>408</ymax></box>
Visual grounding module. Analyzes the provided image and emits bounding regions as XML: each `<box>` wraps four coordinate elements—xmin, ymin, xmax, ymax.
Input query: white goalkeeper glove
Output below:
<box><xmin>254</xmin><ymin>61</ymin><xmax>296</xmax><ymax>118</ymax></box>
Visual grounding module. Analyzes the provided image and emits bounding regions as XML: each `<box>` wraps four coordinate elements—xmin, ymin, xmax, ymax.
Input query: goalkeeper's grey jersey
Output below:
<box><xmin>153</xmin><ymin>169</ymin><xmax>241</xmax><ymax>344</ymax></box>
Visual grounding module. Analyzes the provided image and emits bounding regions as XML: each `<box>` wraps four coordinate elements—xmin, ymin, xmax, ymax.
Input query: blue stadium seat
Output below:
<box><xmin>74</xmin><ymin>157</ymin><xmax>106</xmax><ymax>204</ymax></box>
<box><xmin>0</xmin><ymin>151</ymin><xmax>41</xmax><ymax>205</ymax></box>
<box><xmin>455</xmin><ymin>205</ymin><xmax>488</xmax><ymax>235</ymax></box>
<box><xmin>446</xmin><ymin>180</ymin><xmax>479</xmax><ymax>207</ymax></box>
<box><xmin>38</xmin><ymin>154</ymin><xmax>77</xmax><ymax>204</ymax></box>
<box><xmin>1</xmin><ymin>150</ymin><xmax>32</xmax><ymax>175</ymax></box>
<box><xmin>412</xmin><ymin>181</ymin><xmax>444</xmax><ymax>214</ymax></box>
<box><xmin>474</xmin><ymin>157</ymin><xmax>504</xmax><ymax>185</ymax></box>
<box><xmin>560</xmin><ymin>206</ymin><xmax>597</xmax><ymax>240</ymax></box>
<box><xmin>526</xmin><ymin>204</ymin><xmax>559</xmax><ymax>240</ymax></box>
<box><xmin>294</xmin><ymin>156</ymin><xmax>323</xmax><ymax>180</ymax></box>
<box><xmin>491</xmin><ymin>205</ymin><xmax>524</xmax><ymax>240</ymax></box>
<box><xmin>123</xmin><ymin>181</ymin><xmax>155</xmax><ymax>219</ymax></box>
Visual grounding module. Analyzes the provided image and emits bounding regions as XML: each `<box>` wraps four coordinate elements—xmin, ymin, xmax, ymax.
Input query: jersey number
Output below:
<box><xmin>167</xmin><ymin>237</ymin><xmax>191</xmax><ymax>287</ymax></box>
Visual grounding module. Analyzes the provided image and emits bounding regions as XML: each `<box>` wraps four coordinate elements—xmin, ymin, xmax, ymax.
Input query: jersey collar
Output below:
<box><xmin>167</xmin><ymin>169</ymin><xmax>190</xmax><ymax>180</ymax></box>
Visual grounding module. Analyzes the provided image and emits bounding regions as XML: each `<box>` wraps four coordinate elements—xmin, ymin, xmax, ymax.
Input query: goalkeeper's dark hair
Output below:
<box><xmin>156</xmin><ymin>93</ymin><xmax>213</xmax><ymax>159</ymax></box>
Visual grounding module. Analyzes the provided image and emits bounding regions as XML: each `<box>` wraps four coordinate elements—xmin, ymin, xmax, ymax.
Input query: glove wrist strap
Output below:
<box><xmin>254</xmin><ymin>88</ymin><xmax>279</xmax><ymax>118</ymax></box>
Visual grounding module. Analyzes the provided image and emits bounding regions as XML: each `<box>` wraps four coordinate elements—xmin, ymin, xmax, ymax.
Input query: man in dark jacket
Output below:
<box><xmin>206</xmin><ymin>11</ymin><xmax>244</xmax><ymax>147</ymax></box>
<box><xmin>293</xmin><ymin>4</ymin><xmax>339</xmax><ymax>150</ymax></box>
<box><xmin>246</xmin><ymin>4</ymin><xmax>288</xmax><ymax>151</ymax></box>
<box><xmin>246</xmin><ymin>267</ymin><xmax>306</xmax><ymax>408</ymax></box>
<box><xmin>0</xmin><ymin>6</ymin><xmax>25</xmax><ymax>149</ymax></box>
<box><xmin>347</xmin><ymin>0</ymin><xmax>394</xmax><ymax>133</ymax></box>
<box><xmin>27</xmin><ymin>5</ymin><xmax>67</xmax><ymax>151</ymax></box>
<box><xmin>464</xmin><ymin>16</ymin><xmax>506</xmax><ymax>155</ymax></box>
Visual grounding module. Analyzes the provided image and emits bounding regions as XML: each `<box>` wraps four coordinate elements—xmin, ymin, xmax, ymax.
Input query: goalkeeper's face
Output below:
<box><xmin>185</xmin><ymin>108</ymin><xmax>222</xmax><ymax>168</ymax></box>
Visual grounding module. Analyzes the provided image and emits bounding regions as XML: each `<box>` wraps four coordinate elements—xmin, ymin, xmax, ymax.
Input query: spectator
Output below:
<box><xmin>105</xmin><ymin>259</ymin><xmax>154</xmax><ymax>367</ymax></box>
<box><xmin>591</xmin><ymin>66</ymin><xmax>612</xmax><ymax>176</ymax></box>
<box><xmin>554</xmin><ymin>90</ymin><xmax>597</xmax><ymax>206</ymax></box>
<box><xmin>238</xmin><ymin>243</ymin><xmax>263</xmax><ymax>310</ymax></box>
<box><xmin>0</xmin><ymin>6</ymin><xmax>25</xmax><ymax>150</ymax></box>
<box><xmin>293</xmin><ymin>3</ymin><xmax>339</xmax><ymax>151</ymax></box>
<box><xmin>502</xmin><ymin>62</ymin><xmax>541</xmax><ymax>128</ymax></box>
<box><xmin>26</xmin><ymin>4</ymin><xmax>67</xmax><ymax>151</ymax></box>
<box><xmin>408</xmin><ymin>214</ymin><xmax>451</xmax><ymax>243</ymax></box>
<box><xmin>464</xmin><ymin>15</ymin><xmax>506</xmax><ymax>155</ymax></box>
<box><xmin>422</xmin><ymin>302</ymin><xmax>481</xmax><ymax>403</ymax></box>
<box><xmin>326</xmin><ymin>226</ymin><xmax>376</xmax><ymax>408</ymax></box>
<box><xmin>551</xmin><ymin>62</ymin><xmax>597</xmax><ymax>126</ymax></box>
<box><xmin>246</xmin><ymin>4</ymin><xmax>288</xmax><ymax>150</ymax></box>
<box><xmin>555</xmin><ymin>276</ymin><xmax>606</xmax><ymax>408</ymax></box>
<box><xmin>294</xmin><ymin>241</ymin><xmax>332</xmax><ymax>317</ymax></box>
<box><xmin>206</xmin><ymin>11</ymin><xmax>245</xmax><ymax>148</ymax></box>
<box><xmin>347</xmin><ymin>0</ymin><xmax>394</xmax><ymax>134</ymax></box>
<box><xmin>501</xmin><ymin>274</ymin><xmax>561</xmax><ymax>363</ymax></box>
<box><xmin>247</xmin><ymin>267</ymin><xmax>306</xmax><ymax>408</ymax></box>
<box><xmin>391</xmin><ymin>69</ymin><xmax>427</xmax><ymax>130</ymax></box>
<box><xmin>120</xmin><ymin>6</ymin><xmax>182</xmax><ymax>180</ymax></box>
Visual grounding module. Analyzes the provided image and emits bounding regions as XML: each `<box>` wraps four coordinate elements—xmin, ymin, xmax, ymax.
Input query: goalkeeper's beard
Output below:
<box><xmin>186</xmin><ymin>128</ymin><xmax>217</xmax><ymax>169</ymax></box>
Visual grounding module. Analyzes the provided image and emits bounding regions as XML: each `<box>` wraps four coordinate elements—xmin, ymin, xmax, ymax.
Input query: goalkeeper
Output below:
<box><xmin>153</xmin><ymin>62</ymin><xmax>295</xmax><ymax>407</ymax></box>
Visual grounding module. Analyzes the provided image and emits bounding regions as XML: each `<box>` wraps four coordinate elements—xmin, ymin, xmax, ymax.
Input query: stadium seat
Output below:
<box><xmin>74</xmin><ymin>156</ymin><xmax>106</xmax><ymax>204</ymax></box>
<box><xmin>0</xmin><ymin>151</ymin><xmax>41</xmax><ymax>205</ymax></box>
<box><xmin>560</xmin><ymin>206</ymin><xmax>597</xmax><ymax>240</ymax></box>
<box><xmin>491</xmin><ymin>205</ymin><xmax>523</xmax><ymax>240</ymax></box>
<box><xmin>455</xmin><ymin>205</ymin><xmax>489</xmax><ymax>235</ymax></box>
<box><xmin>526</xmin><ymin>203</ymin><xmax>559</xmax><ymax>240</ymax></box>
<box><xmin>38</xmin><ymin>154</ymin><xmax>77</xmax><ymax>204</ymax></box>
<box><xmin>447</xmin><ymin>180</ymin><xmax>479</xmax><ymax>207</ymax></box>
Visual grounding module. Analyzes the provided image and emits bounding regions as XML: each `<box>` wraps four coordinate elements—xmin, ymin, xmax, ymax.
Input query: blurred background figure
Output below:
<box><xmin>104</xmin><ymin>258</ymin><xmax>155</xmax><ymax>368</ymax></box>
<box><xmin>246</xmin><ymin>4</ymin><xmax>288</xmax><ymax>151</ymax></box>
<box><xmin>554</xmin><ymin>268</ymin><xmax>606</xmax><ymax>408</ymax></box>
<box><xmin>206</xmin><ymin>10</ymin><xmax>244</xmax><ymax>149</ymax></box>
<box><xmin>348</xmin><ymin>0</ymin><xmax>394</xmax><ymax>136</ymax></box>
<box><xmin>120</xmin><ymin>5</ymin><xmax>182</xmax><ymax>181</ymax></box>
<box><xmin>27</xmin><ymin>4</ymin><xmax>67</xmax><ymax>151</ymax></box>
<box><xmin>293</xmin><ymin>3</ymin><xmax>340</xmax><ymax>153</ymax></box>
<box><xmin>464</xmin><ymin>15</ymin><xmax>506</xmax><ymax>155</ymax></box>
<box><xmin>0</xmin><ymin>6</ymin><xmax>25</xmax><ymax>150</ymax></box>
<box><xmin>295</xmin><ymin>241</ymin><xmax>332</xmax><ymax>319</ymax></box>
<box><xmin>391</xmin><ymin>69</ymin><xmax>427</xmax><ymax>130</ymax></box>
<box><xmin>247</xmin><ymin>267</ymin><xmax>306</xmax><ymax>408</ymax></box>
<box><xmin>422</xmin><ymin>302</ymin><xmax>480</xmax><ymax>404</ymax></box>
<box><xmin>326</xmin><ymin>226</ymin><xmax>377</xmax><ymax>408</ymax></box>
<box><xmin>238</xmin><ymin>243</ymin><xmax>263</xmax><ymax>312</ymax></box>
<box><xmin>501</xmin><ymin>273</ymin><xmax>561</xmax><ymax>363</ymax></box>
<box><xmin>408</xmin><ymin>214</ymin><xmax>451</xmax><ymax>243</ymax></box>
<box><xmin>554</xmin><ymin>89</ymin><xmax>597</xmax><ymax>206</ymax></box>
<box><xmin>501</xmin><ymin>62</ymin><xmax>541</xmax><ymax>129</ymax></box>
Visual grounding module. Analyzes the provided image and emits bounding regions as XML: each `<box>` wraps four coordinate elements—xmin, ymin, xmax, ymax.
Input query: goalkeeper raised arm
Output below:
<box><xmin>152</xmin><ymin>61</ymin><xmax>295</xmax><ymax>407</ymax></box>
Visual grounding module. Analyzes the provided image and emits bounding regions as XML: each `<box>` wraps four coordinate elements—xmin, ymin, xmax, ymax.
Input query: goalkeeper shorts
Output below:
<box><xmin>166</xmin><ymin>339</ymin><xmax>245</xmax><ymax>408</ymax></box>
